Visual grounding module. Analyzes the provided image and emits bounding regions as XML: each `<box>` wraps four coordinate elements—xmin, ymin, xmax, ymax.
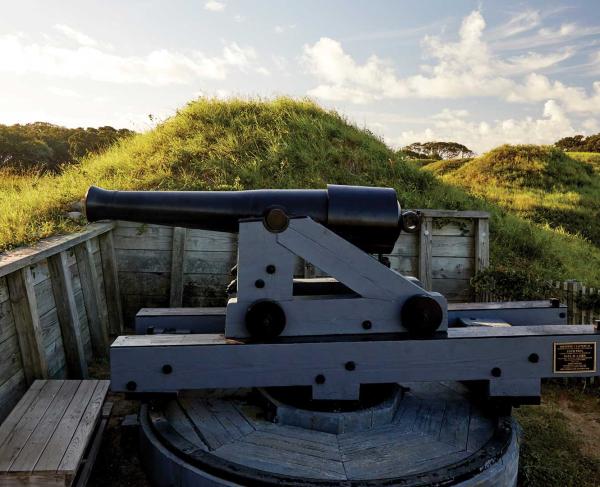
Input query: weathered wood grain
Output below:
<box><xmin>170</xmin><ymin>228</ymin><xmax>187</xmax><ymax>307</ymax></box>
<box><xmin>418</xmin><ymin>216</ymin><xmax>433</xmax><ymax>290</ymax></box>
<box><xmin>0</xmin><ymin>371</ymin><xmax>28</xmax><ymax>426</ymax></box>
<box><xmin>98</xmin><ymin>232</ymin><xmax>123</xmax><ymax>335</ymax></box>
<box><xmin>7</xmin><ymin>268</ymin><xmax>48</xmax><ymax>384</ymax></box>
<box><xmin>0</xmin><ymin>223</ymin><xmax>114</xmax><ymax>278</ymax></box>
<box><xmin>74</xmin><ymin>242</ymin><xmax>109</xmax><ymax>358</ymax></box>
<box><xmin>47</xmin><ymin>252</ymin><xmax>87</xmax><ymax>379</ymax></box>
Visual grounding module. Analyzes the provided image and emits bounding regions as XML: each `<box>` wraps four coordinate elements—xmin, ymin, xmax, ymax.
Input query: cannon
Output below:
<box><xmin>87</xmin><ymin>184</ymin><xmax>600</xmax><ymax>486</ymax></box>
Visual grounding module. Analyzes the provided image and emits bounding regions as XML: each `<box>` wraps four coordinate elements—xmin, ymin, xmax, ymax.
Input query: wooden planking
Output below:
<box><xmin>474</xmin><ymin>218</ymin><xmax>490</xmax><ymax>272</ymax></box>
<box><xmin>34</xmin><ymin>381</ymin><xmax>97</xmax><ymax>472</ymax></box>
<box><xmin>119</xmin><ymin>272</ymin><xmax>171</xmax><ymax>296</ymax></box>
<box><xmin>0</xmin><ymin>371</ymin><xmax>30</xmax><ymax>429</ymax></box>
<box><xmin>170</xmin><ymin>228</ymin><xmax>187</xmax><ymax>307</ymax></box>
<box><xmin>0</xmin><ymin>300</ymin><xmax>17</xmax><ymax>345</ymax></box>
<box><xmin>184</xmin><ymin>251</ymin><xmax>237</xmax><ymax>275</ymax></box>
<box><xmin>0</xmin><ymin>380</ymin><xmax>46</xmax><ymax>448</ymax></box>
<box><xmin>9</xmin><ymin>381</ymin><xmax>81</xmax><ymax>472</ymax></box>
<box><xmin>74</xmin><ymin>242</ymin><xmax>109</xmax><ymax>358</ymax></box>
<box><xmin>431</xmin><ymin>257</ymin><xmax>474</xmax><ymax>280</ymax></box>
<box><xmin>57</xmin><ymin>380</ymin><xmax>109</xmax><ymax>473</ymax></box>
<box><xmin>0</xmin><ymin>380</ymin><xmax>64</xmax><ymax>470</ymax></box>
<box><xmin>0</xmin><ymin>223</ymin><xmax>115</xmax><ymax>278</ymax></box>
<box><xmin>432</xmin><ymin>279</ymin><xmax>472</xmax><ymax>302</ymax></box>
<box><xmin>418</xmin><ymin>217</ymin><xmax>433</xmax><ymax>290</ymax></box>
<box><xmin>47</xmin><ymin>252</ymin><xmax>88</xmax><ymax>379</ymax></box>
<box><xmin>0</xmin><ymin>277</ymin><xmax>9</xmax><ymax>303</ymax></box>
<box><xmin>98</xmin><ymin>232</ymin><xmax>124</xmax><ymax>335</ymax></box>
<box><xmin>0</xmin><ymin>335</ymin><xmax>26</xmax><ymax>386</ymax></box>
<box><xmin>7</xmin><ymin>268</ymin><xmax>48</xmax><ymax>384</ymax></box>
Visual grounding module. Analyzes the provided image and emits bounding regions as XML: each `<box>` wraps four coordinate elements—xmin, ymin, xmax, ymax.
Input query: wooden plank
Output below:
<box><xmin>431</xmin><ymin>257</ymin><xmax>474</xmax><ymax>280</ymax></box>
<box><xmin>7</xmin><ymin>268</ymin><xmax>49</xmax><ymax>384</ymax></box>
<box><xmin>431</xmin><ymin>220</ymin><xmax>474</xmax><ymax>237</ymax></box>
<box><xmin>57</xmin><ymin>380</ymin><xmax>110</xmax><ymax>474</ymax></box>
<box><xmin>10</xmin><ymin>380</ymin><xmax>81</xmax><ymax>472</ymax></box>
<box><xmin>119</xmin><ymin>272</ymin><xmax>170</xmax><ymax>296</ymax></box>
<box><xmin>418</xmin><ymin>216</ymin><xmax>433</xmax><ymax>291</ymax></box>
<box><xmin>170</xmin><ymin>227</ymin><xmax>187</xmax><ymax>307</ymax></box>
<box><xmin>98</xmin><ymin>232</ymin><xmax>124</xmax><ymax>335</ymax></box>
<box><xmin>0</xmin><ymin>380</ymin><xmax>64</xmax><ymax>471</ymax></box>
<box><xmin>474</xmin><ymin>218</ymin><xmax>490</xmax><ymax>273</ymax></box>
<box><xmin>0</xmin><ymin>299</ymin><xmax>17</xmax><ymax>345</ymax></box>
<box><xmin>74</xmin><ymin>242</ymin><xmax>109</xmax><ymax>358</ymax></box>
<box><xmin>0</xmin><ymin>335</ymin><xmax>25</xmax><ymax>386</ymax></box>
<box><xmin>115</xmin><ymin>250</ymin><xmax>172</xmax><ymax>272</ymax></box>
<box><xmin>184</xmin><ymin>251</ymin><xmax>238</xmax><ymax>275</ymax></box>
<box><xmin>432</xmin><ymin>279</ymin><xmax>472</xmax><ymax>302</ymax></box>
<box><xmin>431</xmin><ymin>237</ymin><xmax>474</xmax><ymax>258</ymax></box>
<box><xmin>0</xmin><ymin>371</ymin><xmax>28</xmax><ymax>425</ymax></box>
<box><xmin>34</xmin><ymin>381</ymin><xmax>98</xmax><ymax>472</ymax></box>
<box><xmin>0</xmin><ymin>277</ymin><xmax>9</xmax><ymax>303</ymax></box>
<box><xmin>0</xmin><ymin>223</ymin><xmax>115</xmax><ymax>278</ymax></box>
<box><xmin>33</xmin><ymin>279</ymin><xmax>55</xmax><ymax>318</ymax></box>
<box><xmin>47</xmin><ymin>252</ymin><xmax>88</xmax><ymax>379</ymax></box>
<box><xmin>73</xmin><ymin>402</ymin><xmax>112</xmax><ymax>487</ymax></box>
<box><xmin>0</xmin><ymin>380</ymin><xmax>45</xmax><ymax>448</ymax></box>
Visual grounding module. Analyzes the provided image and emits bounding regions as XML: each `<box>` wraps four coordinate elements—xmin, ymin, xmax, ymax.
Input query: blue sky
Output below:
<box><xmin>1</xmin><ymin>0</ymin><xmax>599</xmax><ymax>152</ymax></box>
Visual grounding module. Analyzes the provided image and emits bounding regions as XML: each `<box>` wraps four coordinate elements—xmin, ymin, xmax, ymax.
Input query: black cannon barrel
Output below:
<box><xmin>85</xmin><ymin>185</ymin><xmax>403</xmax><ymax>253</ymax></box>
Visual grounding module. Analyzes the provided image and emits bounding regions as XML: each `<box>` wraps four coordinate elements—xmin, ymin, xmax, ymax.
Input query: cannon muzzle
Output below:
<box><xmin>85</xmin><ymin>185</ymin><xmax>413</xmax><ymax>253</ymax></box>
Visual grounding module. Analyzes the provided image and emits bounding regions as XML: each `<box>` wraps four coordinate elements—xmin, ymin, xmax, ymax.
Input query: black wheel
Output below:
<box><xmin>401</xmin><ymin>295</ymin><xmax>443</xmax><ymax>337</ymax></box>
<box><xmin>245</xmin><ymin>300</ymin><xmax>286</xmax><ymax>339</ymax></box>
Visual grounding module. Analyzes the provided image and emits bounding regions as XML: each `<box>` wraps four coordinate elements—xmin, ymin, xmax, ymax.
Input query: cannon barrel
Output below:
<box><xmin>85</xmin><ymin>185</ymin><xmax>408</xmax><ymax>253</ymax></box>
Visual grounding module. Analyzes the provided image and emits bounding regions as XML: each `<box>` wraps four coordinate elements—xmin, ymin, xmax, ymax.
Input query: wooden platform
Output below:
<box><xmin>0</xmin><ymin>380</ymin><xmax>110</xmax><ymax>487</ymax></box>
<box><xmin>145</xmin><ymin>382</ymin><xmax>518</xmax><ymax>485</ymax></box>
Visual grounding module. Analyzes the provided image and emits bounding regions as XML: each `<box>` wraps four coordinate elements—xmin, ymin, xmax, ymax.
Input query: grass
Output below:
<box><xmin>424</xmin><ymin>145</ymin><xmax>600</xmax><ymax>246</ymax></box>
<box><xmin>516</xmin><ymin>383</ymin><xmax>600</xmax><ymax>487</ymax></box>
<box><xmin>1</xmin><ymin>98</ymin><xmax>600</xmax><ymax>285</ymax></box>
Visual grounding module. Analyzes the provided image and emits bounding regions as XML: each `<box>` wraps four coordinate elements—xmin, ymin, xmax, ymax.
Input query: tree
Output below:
<box><xmin>0</xmin><ymin>122</ymin><xmax>134</xmax><ymax>173</ymax></box>
<box><xmin>402</xmin><ymin>141</ymin><xmax>475</xmax><ymax>159</ymax></box>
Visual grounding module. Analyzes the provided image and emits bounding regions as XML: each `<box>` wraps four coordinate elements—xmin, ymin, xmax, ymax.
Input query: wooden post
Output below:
<box><xmin>48</xmin><ymin>251</ymin><xmax>88</xmax><ymax>378</ymax></box>
<box><xmin>6</xmin><ymin>268</ymin><xmax>49</xmax><ymax>384</ymax></box>
<box><xmin>418</xmin><ymin>216</ymin><xmax>433</xmax><ymax>291</ymax></box>
<box><xmin>474</xmin><ymin>218</ymin><xmax>490</xmax><ymax>272</ymax></box>
<box><xmin>169</xmin><ymin>227</ymin><xmax>187</xmax><ymax>307</ymax></box>
<box><xmin>98</xmin><ymin>231</ymin><xmax>124</xmax><ymax>335</ymax></box>
<box><xmin>74</xmin><ymin>241</ymin><xmax>109</xmax><ymax>357</ymax></box>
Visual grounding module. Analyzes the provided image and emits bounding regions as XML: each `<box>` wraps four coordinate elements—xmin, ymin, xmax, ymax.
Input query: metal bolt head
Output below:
<box><xmin>362</xmin><ymin>320</ymin><xmax>372</xmax><ymax>330</ymax></box>
<box><xmin>528</xmin><ymin>353</ymin><xmax>539</xmax><ymax>363</ymax></box>
<box><xmin>266</xmin><ymin>265</ymin><xmax>276</xmax><ymax>274</ymax></box>
<box><xmin>491</xmin><ymin>367</ymin><xmax>502</xmax><ymax>378</ymax></box>
<box><xmin>162</xmin><ymin>364</ymin><xmax>173</xmax><ymax>374</ymax></box>
<box><xmin>315</xmin><ymin>374</ymin><xmax>326</xmax><ymax>385</ymax></box>
<box><xmin>345</xmin><ymin>361</ymin><xmax>356</xmax><ymax>371</ymax></box>
<box><xmin>255</xmin><ymin>279</ymin><xmax>265</xmax><ymax>289</ymax></box>
<box><xmin>126</xmin><ymin>381</ymin><xmax>137</xmax><ymax>391</ymax></box>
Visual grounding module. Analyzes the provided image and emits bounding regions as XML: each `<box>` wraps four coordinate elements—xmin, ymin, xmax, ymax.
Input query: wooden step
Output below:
<box><xmin>0</xmin><ymin>380</ymin><xmax>110</xmax><ymax>486</ymax></box>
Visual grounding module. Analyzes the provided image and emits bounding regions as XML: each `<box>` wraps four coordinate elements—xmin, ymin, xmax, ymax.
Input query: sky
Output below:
<box><xmin>1</xmin><ymin>0</ymin><xmax>599</xmax><ymax>153</ymax></box>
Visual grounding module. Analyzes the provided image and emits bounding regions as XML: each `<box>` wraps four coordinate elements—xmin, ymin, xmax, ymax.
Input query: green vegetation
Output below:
<box><xmin>516</xmin><ymin>384</ymin><xmax>600</xmax><ymax>487</ymax></box>
<box><xmin>555</xmin><ymin>132</ymin><xmax>600</xmax><ymax>152</ymax></box>
<box><xmin>0</xmin><ymin>122</ymin><xmax>134</xmax><ymax>173</ymax></box>
<box><xmin>1</xmin><ymin>98</ymin><xmax>600</xmax><ymax>287</ymax></box>
<box><xmin>424</xmin><ymin>144</ymin><xmax>600</xmax><ymax>246</ymax></box>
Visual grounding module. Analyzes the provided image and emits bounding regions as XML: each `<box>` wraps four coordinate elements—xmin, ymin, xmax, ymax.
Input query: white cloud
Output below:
<box><xmin>487</xmin><ymin>10</ymin><xmax>541</xmax><ymax>40</ymax></box>
<box><xmin>48</xmin><ymin>86</ymin><xmax>82</xmax><ymax>98</ymax></box>
<box><xmin>388</xmin><ymin>101</ymin><xmax>575</xmax><ymax>153</ymax></box>
<box><xmin>54</xmin><ymin>24</ymin><xmax>97</xmax><ymax>47</ymax></box>
<box><xmin>204</xmin><ymin>1</ymin><xmax>225</xmax><ymax>12</ymax></box>
<box><xmin>303</xmin><ymin>10</ymin><xmax>599</xmax><ymax>114</ymax></box>
<box><xmin>274</xmin><ymin>24</ymin><xmax>296</xmax><ymax>34</ymax></box>
<box><xmin>0</xmin><ymin>33</ymin><xmax>265</xmax><ymax>85</ymax></box>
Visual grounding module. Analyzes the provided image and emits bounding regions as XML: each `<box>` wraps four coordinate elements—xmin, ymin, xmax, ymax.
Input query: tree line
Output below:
<box><xmin>0</xmin><ymin>122</ymin><xmax>134</xmax><ymax>173</ymax></box>
<box><xmin>400</xmin><ymin>141</ymin><xmax>475</xmax><ymax>160</ymax></box>
<box><xmin>555</xmin><ymin>133</ymin><xmax>600</xmax><ymax>152</ymax></box>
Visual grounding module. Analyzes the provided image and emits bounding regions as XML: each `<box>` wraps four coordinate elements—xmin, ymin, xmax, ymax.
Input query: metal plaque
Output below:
<box><xmin>553</xmin><ymin>342</ymin><xmax>597</xmax><ymax>373</ymax></box>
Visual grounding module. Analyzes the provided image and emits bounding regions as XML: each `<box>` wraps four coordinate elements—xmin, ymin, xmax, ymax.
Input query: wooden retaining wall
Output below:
<box><xmin>0</xmin><ymin>223</ymin><xmax>121</xmax><ymax>421</ymax></box>
<box><xmin>113</xmin><ymin>210</ymin><xmax>490</xmax><ymax>323</ymax></box>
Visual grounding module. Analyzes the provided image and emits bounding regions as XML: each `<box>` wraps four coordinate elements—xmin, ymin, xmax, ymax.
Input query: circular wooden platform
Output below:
<box><xmin>140</xmin><ymin>382</ymin><xmax>519</xmax><ymax>486</ymax></box>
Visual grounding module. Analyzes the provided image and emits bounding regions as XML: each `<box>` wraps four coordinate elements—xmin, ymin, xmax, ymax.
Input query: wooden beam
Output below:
<box><xmin>418</xmin><ymin>216</ymin><xmax>433</xmax><ymax>291</ymax></box>
<box><xmin>415</xmin><ymin>209</ymin><xmax>490</xmax><ymax>219</ymax></box>
<box><xmin>74</xmin><ymin>241</ymin><xmax>109</xmax><ymax>358</ymax></box>
<box><xmin>474</xmin><ymin>218</ymin><xmax>490</xmax><ymax>273</ymax></box>
<box><xmin>0</xmin><ymin>223</ymin><xmax>114</xmax><ymax>278</ymax></box>
<box><xmin>98</xmin><ymin>231</ymin><xmax>124</xmax><ymax>335</ymax></box>
<box><xmin>169</xmin><ymin>227</ymin><xmax>187</xmax><ymax>307</ymax></box>
<box><xmin>6</xmin><ymin>268</ymin><xmax>49</xmax><ymax>384</ymax></box>
<box><xmin>48</xmin><ymin>251</ymin><xmax>88</xmax><ymax>378</ymax></box>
